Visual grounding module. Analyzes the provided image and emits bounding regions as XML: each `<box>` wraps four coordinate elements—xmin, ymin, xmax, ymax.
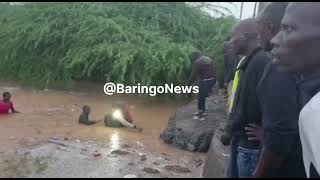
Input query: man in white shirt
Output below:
<box><xmin>104</xmin><ymin>102</ymin><xmax>143</xmax><ymax>132</ymax></box>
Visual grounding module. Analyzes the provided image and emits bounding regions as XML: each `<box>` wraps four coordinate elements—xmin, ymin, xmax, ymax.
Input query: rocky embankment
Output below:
<box><xmin>160</xmin><ymin>89</ymin><xmax>227</xmax><ymax>152</ymax></box>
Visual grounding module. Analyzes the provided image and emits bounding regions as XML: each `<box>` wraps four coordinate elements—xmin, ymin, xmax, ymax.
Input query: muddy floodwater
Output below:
<box><xmin>0</xmin><ymin>81</ymin><xmax>205</xmax><ymax>178</ymax></box>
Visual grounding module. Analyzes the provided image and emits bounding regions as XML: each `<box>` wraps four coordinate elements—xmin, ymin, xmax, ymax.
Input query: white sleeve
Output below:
<box><xmin>299</xmin><ymin>92</ymin><xmax>320</xmax><ymax>178</ymax></box>
<box><xmin>113</xmin><ymin>110</ymin><xmax>135</xmax><ymax>128</ymax></box>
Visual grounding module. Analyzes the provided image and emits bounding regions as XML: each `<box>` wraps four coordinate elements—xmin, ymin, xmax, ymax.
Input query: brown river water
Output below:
<box><xmin>0</xmin><ymin>81</ymin><xmax>198</xmax><ymax>158</ymax></box>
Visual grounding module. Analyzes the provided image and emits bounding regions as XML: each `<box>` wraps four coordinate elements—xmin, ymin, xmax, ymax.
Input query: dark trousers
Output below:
<box><xmin>198</xmin><ymin>79</ymin><xmax>215</xmax><ymax>113</ymax></box>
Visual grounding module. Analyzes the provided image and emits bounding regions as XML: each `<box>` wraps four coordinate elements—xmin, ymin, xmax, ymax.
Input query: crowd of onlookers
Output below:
<box><xmin>216</xmin><ymin>2</ymin><xmax>320</xmax><ymax>178</ymax></box>
<box><xmin>173</xmin><ymin>3</ymin><xmax>320</xmax><ymax>178</ymax></box>
<box><xmin>218</xmin><ymin>2</ymin><xmax>320</xmax><ymax>178</ymax></box>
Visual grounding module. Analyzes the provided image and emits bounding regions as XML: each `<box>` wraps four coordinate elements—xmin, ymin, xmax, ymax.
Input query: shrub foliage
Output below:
<box><xmin>0</xmin><ymin>2</ymin><xmax>236</xmax><ymax>89</ymax></box>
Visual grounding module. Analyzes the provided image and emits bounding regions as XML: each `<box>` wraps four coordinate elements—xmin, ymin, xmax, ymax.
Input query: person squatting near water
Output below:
<box><xmin>0</xmin><ymin>92</ymin><xmax>20</xmax><ymax>114</ymax></box>
<box><xmin>104</xmin><ymin>102</ymin><xmax>143</xmax><ymax>132</ymax></box>
<box><xmin>187</xmin><ymin>51</ymin><xmax>216</xmax><ymax>121</ymax></box>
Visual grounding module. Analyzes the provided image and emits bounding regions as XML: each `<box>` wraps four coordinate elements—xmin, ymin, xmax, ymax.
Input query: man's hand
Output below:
<box><xmin>245</xmin><ymin>123</ymin><xmax>263</xmax><ymax>142</ymax></box>
<box><xmin>220</xmin><ymin>132</ymin><xmax>231</xmax><ymax>146</ymax></box>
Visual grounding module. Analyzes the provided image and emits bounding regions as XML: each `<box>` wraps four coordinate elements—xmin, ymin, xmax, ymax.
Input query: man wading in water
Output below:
<box><xmin>79</xmin><ymin>105</ymin><xmax>101</xmax><ymax>125</ymax></box>
<box><xmin>187</xmin><ymin>51</ymin><xmax>216</xmax><ymax>121</ymax></box>
<box><xmin>104</xmin><ymin>102</ymin><xmax>143</xmax><ymax>132</ymax></box>
<box><xmin>0</xmin><ymin>92</ymin><xmax>20</xmax><ymax>114</ymax></box>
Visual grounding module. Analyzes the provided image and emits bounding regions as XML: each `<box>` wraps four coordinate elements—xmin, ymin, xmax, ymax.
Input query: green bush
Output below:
<box><xmin>0</xmin><ymin>2</ymin><xmax>236</xmax><ymax>90</ymax></box>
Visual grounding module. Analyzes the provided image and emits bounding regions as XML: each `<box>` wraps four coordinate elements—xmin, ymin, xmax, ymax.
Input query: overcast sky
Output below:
<box><xmin>3</xmin><ymin>2</ymin><xmax>259</xmax><ymax>20</ymax></box>
<box><xmin>205</xmin><ymin>2</ymin><xmax>258</xmax><ymax>20</ymax></box>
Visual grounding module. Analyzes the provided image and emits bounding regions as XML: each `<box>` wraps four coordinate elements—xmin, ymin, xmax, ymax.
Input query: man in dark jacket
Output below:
<box><xmin>221</xmin><ymin>18</ymin><xmax>270</xmax><ymax>178</ymax></box>
<box><xmin>187</xmin><ymin>52</ymin><xmax>216</xmax><ymax>121</ymax></box>
<box><xmin>246</xmin><ymin>2</ymin><xmax>306</xmax><ymax>178</ymax></box>
<box><xmin>271</xmin><ymin>2</ymin><xmax>320</xmax><ymax>177</ymax></box>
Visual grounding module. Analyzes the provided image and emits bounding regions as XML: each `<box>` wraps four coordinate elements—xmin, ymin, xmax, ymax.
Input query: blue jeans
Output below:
<box><xmin>237</xmin><ymin>146</ymin><xmax>261</xmax><ymax>178</ymax></box>
<box><xmin>198</xmin><ymin>79</ymin><xmax>215</xmax><ymax>113</ymax></box>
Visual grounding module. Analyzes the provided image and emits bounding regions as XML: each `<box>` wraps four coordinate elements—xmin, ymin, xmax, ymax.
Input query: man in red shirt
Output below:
<box><xmin>0</xmin><ymin>92</ymin><xmax>20</xmax><ymax>114</ymax></box>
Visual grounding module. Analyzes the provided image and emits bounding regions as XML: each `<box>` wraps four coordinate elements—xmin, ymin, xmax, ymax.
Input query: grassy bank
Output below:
<box><xmin>0</xmin><ymin>2</ymin><xmax>236</xmax><ymax>92</ymax></box>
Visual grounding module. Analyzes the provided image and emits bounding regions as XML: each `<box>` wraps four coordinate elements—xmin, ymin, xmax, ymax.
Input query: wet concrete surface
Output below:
<box><xmin>202</xmin><ymin>123</ymin><xmax>229</xmax><ymax>178</ymax></box>
<box><xmin>1</xmin><ymin>137</ymin><xmax>204</xmax><ymax>178</ymax></box>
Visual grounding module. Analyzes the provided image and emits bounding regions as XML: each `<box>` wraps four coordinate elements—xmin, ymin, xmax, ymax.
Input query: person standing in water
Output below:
<box><xmin>0</xmin><ymin>92</ymin><xmax>20</xmax><ymax>114</ymax></box>
<box><xmin>104</xmin><ymin>102</ymin><xmax>143</xmax><ymax>132</ymax></box>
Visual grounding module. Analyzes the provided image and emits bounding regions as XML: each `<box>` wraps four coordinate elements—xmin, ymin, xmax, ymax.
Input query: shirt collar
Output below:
<box><xmin>236</xmin><ymin>47</ymin><xmax>262</xmax><ymax>71</ymax></box>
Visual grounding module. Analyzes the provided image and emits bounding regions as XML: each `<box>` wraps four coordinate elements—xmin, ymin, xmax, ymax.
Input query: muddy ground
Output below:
<box><xmin>0</xmin><ymin>137</ymin><xmax>204</xmax><ymax>178</ymax></box>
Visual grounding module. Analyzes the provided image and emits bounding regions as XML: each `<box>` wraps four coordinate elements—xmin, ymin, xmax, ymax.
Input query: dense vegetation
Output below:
<box><xmin>0</xmin><ymin>2</ymin><xmax>236</xmax><ymax>90</ymax></box>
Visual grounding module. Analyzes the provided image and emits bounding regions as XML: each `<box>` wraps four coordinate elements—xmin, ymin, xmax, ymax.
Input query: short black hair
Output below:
<box><xmin>3</xmin><ymin>92</ymin><xmax>10</xmax><ymax>97</ymax></box>
<box><xmin>258</xmin><ymin>2</ymin><xmax>289</xmax><ymax>32</ymax></box>
<box><xmin>82</xmin><ymin>105</ymin><xmax>90</xmax><ymax>112</ymax></box>
<box><xmin>191</xmin><ymin>51</ymin><xmax>202</xmax><ymax>61</ymax></box>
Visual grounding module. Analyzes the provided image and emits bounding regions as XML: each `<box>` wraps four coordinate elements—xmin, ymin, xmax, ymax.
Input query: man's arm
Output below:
<box><xmin>187</xmin><ymin>61</ymin><xmax>199</xmax><ymax>86</ymax></box>
<box><xmin>252</xmin><ymin>147</ymin><xmax>283</xmax><ymax>177</ymax></box>
<box><xmin>10</xmin><ymin>103</ymin><xmax>20</xmax><ymax>113</ymax></box>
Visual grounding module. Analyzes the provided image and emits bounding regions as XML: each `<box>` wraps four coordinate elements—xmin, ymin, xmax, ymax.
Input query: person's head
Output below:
<box><xmin>111</xmin><ymin>102</ymin><xmax>126</xmax><ymax>112</ymax></box>
<box><xmin>82</xmin><ymin>105</ymin><xmax>90</xmax><ymax>115</ymax></box>
<box><xmin>256</xmin><ymin>2</ymin><xmax>289</xmax><ymax>51</ymax></box>
<box><xmin>3</xmin><ymin>92</ymin><xmax>11</xmax><ymax>102</ymax></box>
<box><xmin>230</xmin><ymin>18</ymin><xmax>259</xmax><ymax>56</ymax></box>
<box><xmin>271</xmin><ymin>3</ymin><xmax>320</xmax><ymax>74</ymax></box>
<box><xmin>223</xmin><ymin>40</ymin><xmax>232</xmax><ymax>50</ymax></box>
<box><xmin>191</xmin><ymin>51</ymin><xmax>202</xmax><ymax>62</ymax></box>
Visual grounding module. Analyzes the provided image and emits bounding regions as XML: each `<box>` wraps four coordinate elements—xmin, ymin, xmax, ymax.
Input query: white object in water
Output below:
<box><xmin>124</xmin><ymin>174</ymin><xmax>137</xmax><ymax>178</ymax></box>
<box><xmin>4</xmin><ymin>87</ymin><xmax>20</xmax><ymax>91</ymax></box>
<box><xmin>48</xmin><ymin>108</ymin><xmax>62</xmax><ymax>111</ymax></box>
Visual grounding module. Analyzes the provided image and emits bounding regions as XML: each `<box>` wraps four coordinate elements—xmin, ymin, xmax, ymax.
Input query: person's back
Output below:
<box><xmin>187</xmin><ymin>52</ymin><xmax>216</xmax><ymax>121</ymax></box>
<box><xmin>104</xmin><ymin>102</ymin><xmax>143</xmax><ymax>132</ymax></box>
<box><xmin>195</xmin><ymin>56</ymin><xmax>215</xmax><ymax>80</ymax></box>
<box><xmin>0</xmin><ymin>100</ymin><xmax>13</xmax><ymax>114</ymax></box>
<box><xmin>104</xmin><ymin>112</ymin><xmax>124</xmax><ymax>127</ymax></box>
